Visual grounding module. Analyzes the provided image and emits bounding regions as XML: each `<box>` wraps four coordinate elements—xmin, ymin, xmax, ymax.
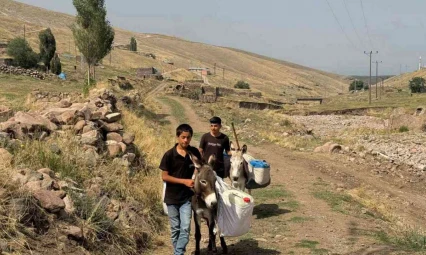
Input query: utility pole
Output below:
<box><xmin>364</xmin><ymin>51</ymin><xmax>378</xmax><ymax>104</ymax></box>
<box><xmin>223</xmin><ymin>67</ymin><xmax>225</xmax><ymax>80</ymax></box>
<box><xmin>373</xmin><ymin>60</ymin><xmax>382</xmax><ymax>99</ymax></box>
<box><xmin>214</xmin><ymin>63</ymin><xmax>216</xmax><ymax>75</ymax></box>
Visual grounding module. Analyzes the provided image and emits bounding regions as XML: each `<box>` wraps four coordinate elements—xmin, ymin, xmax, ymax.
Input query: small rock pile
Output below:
<box><xmin>108</xmin><ymin>76</ymin><xmax>134</xmax><ymax>90</ymax></box>
<box><xmin>0</xmin><ymin>89</ymin><xmax>141</xmax><ymax>168</ymax></box>
<box><xmin>1</xmin><ymin>150</ymin><xmax>144</xmax><ymax>248</ymax></box>
<box><xmin>0</xmin><ymin>89</ymin><xmax>149</xmax><ymax>253</ymax></box>
<box><xmin>0</xmin><ymin>65</ymin><xmax>55</xmax><ymax>80</ymax></box>
<box><xmin>30</xmin><ymin>90</ymin><xmax>84</xmax><ymax>103</ymax></box>
<box><xmin>314</xmin><ymin>142</ymin><xmax>342</xmax><ymax>153</ymax></box>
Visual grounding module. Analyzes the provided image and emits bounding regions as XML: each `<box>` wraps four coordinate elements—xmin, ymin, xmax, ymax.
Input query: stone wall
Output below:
<box><xmin>0</xmin><ymin>65</ymin><xmax>55</xmax><ymax>80</ymax></box>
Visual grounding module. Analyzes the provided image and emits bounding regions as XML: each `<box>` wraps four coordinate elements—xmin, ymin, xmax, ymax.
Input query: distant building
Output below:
<box><xmin>136</xmin><ymin>67</ymin><xmax>163</xmax><ymax>80</ymax></box>
<box><xmin>188</xmin><ymin>67</ymin><xmax>211</xmax><ymax>76</ymax></box>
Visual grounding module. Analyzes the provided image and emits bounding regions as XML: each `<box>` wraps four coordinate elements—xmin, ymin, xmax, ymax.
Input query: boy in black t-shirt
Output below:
<box><xmin>159</xmin><ymin>124</ymin><xmax>201</xmax><ymax>255</ymax></box>
<box><xmin>199</xmin><ymin>116</ymin><xmax>231</xmax><ymax>178</ymax></box>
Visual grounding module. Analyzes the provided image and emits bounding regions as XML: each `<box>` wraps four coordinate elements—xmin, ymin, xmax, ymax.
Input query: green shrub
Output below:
<box><xmin>7</xmin><ymin>38</ymin><xmax>39</xmax><ymax>68</ymax></box>
<box><xmin>129</xmin><ymin>37</ymin><xmax>137</xmax><ymax>52</ymax></box>
<box><xmin>399</xmin><ymin>126</ymin><xmax>409</xmax><ymax>132</ymax></box>
<box><xmin>349</xmin><ymin>80</ymin><xmax>364</xmax><ymax>91</ymax></box>
<box><xmin>234</xmin><ymin>80</ymin><xmax>250</xmax><ymax>89</ymax></box>
<box><xmin>409</xmin><ymin>77</ymin><xmax>425</xmax><ymax>93</ymax></box>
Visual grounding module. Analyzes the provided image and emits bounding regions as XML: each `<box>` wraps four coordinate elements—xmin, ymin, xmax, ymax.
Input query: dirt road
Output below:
<box><xmin>151</xmin><ymin>96</ymin><xmax>425</xmax><ymax>255</ymax></box>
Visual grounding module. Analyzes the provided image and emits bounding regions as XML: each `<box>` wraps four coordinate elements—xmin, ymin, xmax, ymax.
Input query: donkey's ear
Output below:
<box><xmin>207</xmin><ymin>154</ymin><xmax>216</xmax><ymax>167</ymax></box>
<box><xmin>188</xmin><ymin>151</ymin><xmax>202</xmax><ymax>169</ymax></box>
<box><xmin>242</xmin><ymin>144</ymin><xmax>247</xmax><ymax>154</ymax></box>
<box><xmin>230</xmin><ymin>141</ymin><xmax>236</xmax><ymax>151</ymax></box>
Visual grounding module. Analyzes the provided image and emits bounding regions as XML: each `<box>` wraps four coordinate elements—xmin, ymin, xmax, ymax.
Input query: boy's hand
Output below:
<box><xmin>183</xmin><ymin>179</ymin><xmax>194</xmax><ymax>188</ymax></box>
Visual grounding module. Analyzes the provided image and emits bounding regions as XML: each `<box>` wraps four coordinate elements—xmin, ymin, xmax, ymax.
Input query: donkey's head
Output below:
<box><xmin>188</xmin><ymin>152</ymin><xmax>217</xmax><ymax>209</ymax></box>
<box><xmin>230</xmin><ymin>141</ymin><xmax>247</xmax><ymax>187</ymax></box>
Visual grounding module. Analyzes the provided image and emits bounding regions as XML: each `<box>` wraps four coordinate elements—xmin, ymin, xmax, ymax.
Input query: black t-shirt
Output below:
<box><xmin>159</xmin><ymin>144</ymin><xmax>202</xmax><ymax>205</ymax></box>
<box><xmin>199</xmin><ymin>133</ymin><xmax>230</xmax><ymax>171</ymax></box>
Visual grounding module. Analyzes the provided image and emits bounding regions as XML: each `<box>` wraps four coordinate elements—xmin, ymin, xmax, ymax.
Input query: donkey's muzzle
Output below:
<box><xmin>205</xmin><ymin>193</ymin><xmax>217</xmax><ymax>209</ymax></box>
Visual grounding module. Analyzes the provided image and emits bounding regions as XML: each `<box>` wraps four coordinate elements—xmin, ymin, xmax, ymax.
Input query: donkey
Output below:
<box><xmin>188</xmin><ymin>152</ymin><xmax>227</xmax><ymax>255</ymax></box>
<box><xmin>229</xmin><ymin>141</ymin><xmax>251</xmax><ymax>194</ymax></box>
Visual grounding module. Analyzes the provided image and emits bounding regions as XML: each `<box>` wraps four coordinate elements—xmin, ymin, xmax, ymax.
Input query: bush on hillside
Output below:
<box><xmin>130</xmin><ymin>37</ymin><xmax>137</xmax><ymax>52</ymax></box>
<box><xmin>234</xmin><ymin>80</ymin><xmax>250</xmax><ymax>89</ymax></box>
<box><xmin>7</xmin><ymin>38</ymin><xmax>39</xmax><ymax>69</ymax></box>
<box><xmin>409</xmin><ymin>77</ymin><xmax>425</xmax><ymax>93</ymax></box>
<box><xmin>349</xmin><ymin>80</ymin><xmax>364</xmax><ymax>91</ymax></box>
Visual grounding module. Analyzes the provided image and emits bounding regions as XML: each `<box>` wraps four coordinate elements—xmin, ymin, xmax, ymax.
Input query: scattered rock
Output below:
<box><xmin>33</xmin><ymin>190</ymin><xmax>65</xmax><ymax>213</ymax></box>
<box><xmin>0</xmin><ymin>148</ymin><xmax>12</xmax><ymax>166</ymax></box>
<box><xmin>64</xmin><ymin>226</ymin><xmax>83</xmax><ymax>240</ymax></box>
<box><xmin>24</xmin><ymin>180</ymin><xmax>42</xmax><ymax>192</ymax></box>
<box><xmin>106</xmin><ymin>132</ymin><xmax>122</xmax><ymax>143</ymax></box>
<box><xmin>105</xmin><ymin>113</ymin><xmax>121</xmax><ymax>123</ymax></box>
<box><xmin>63</xmin><ymin>195</ymin><xmax>75</xmax><ymax>214</ymax></box>
<box><xmin>14</xmin><ymin>111</ymin><xmax>57</xmax><ymax>132</ymax></box>
<box><xmin>82</xmin><ymin>125</ymin><xmax>96</xmax><ymax>134</ymax></box>
<box><xmin>101</xmin><ymin>122</ymin><xmax>123</xmax><ymax>132</ymax></box>
<box><xmin>107</xmin><ymin>143</ymin><xmax>122</xmax><ymax>158</ymax></box>
<box><xmin>122</xmin><ymin>132</ymin><xmax>135</xmax><ymax>144</ymax></box>
<box><xmin>80</xmin><ymin>130</ymin><xmax>100</xmax><ymax>146</ymax></box>
<box><xmin>118</xmin><ymin>142</ymin><xmax>127</xmax><ymax>153</ymax></box>
<box><xmin>74</xmin><ymin>120</ymin><xmax>86</xmax><ymax>133</ymax></box>
<box><xmin>58</xmin><ymin>99</ymin><xmax>72</xmax><ymax>108</ymax></box>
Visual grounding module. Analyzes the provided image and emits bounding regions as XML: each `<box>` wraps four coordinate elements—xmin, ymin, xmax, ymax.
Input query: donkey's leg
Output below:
<box><xmin>193</xmin><ymin>212</ymin><xmax>202</xmax><ymax>255</ymax></box>
<box><xmin>206</xmin><ymin>218</ymin><xmax>212</xmax><ymax>250</ymax></box>
<box><xmin>220</xmin><ymin>236</ymin><xmax>228</xmax><ymax>254</ymax></box>
<box><xmin>208</xmin><ymin>215</ymin><xmax>217</xmax><ymax>253</ymax></box>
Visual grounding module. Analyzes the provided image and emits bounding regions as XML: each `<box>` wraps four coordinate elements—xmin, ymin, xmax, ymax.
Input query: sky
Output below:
<box><xmin>14</xmin><ymin>0</ymin><xmax>426</xmax><ymax>75</ymax></box>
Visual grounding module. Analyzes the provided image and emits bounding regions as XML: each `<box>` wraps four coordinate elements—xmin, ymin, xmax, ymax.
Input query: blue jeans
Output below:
<box><xmin>167</xmin><ymin>200</ymin><xmax>192</xmax><ymax>255</ymax></box>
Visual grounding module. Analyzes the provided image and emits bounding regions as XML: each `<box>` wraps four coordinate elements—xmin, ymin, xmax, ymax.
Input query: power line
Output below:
<box><xmin>325</xmin><ymin>0</ymin><xmax>358</xmax><ymax>50</ymax></box>
<box><xmin>343</xmin><ymin>0</ymin><xmax>365</xmax><ymax>48</ymax></box>
<box><xmin>360</xmin><ymin>0</ymin><xmax>375</xmax><ymax>49</ymax></box>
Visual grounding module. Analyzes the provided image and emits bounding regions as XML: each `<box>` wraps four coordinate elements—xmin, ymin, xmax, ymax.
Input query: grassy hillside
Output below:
<box><xmin>384</xmin><ymin>69</ymin><xmax>426</xmax><ymax>89</ymax></box>
<box><xmin>0</xmin><ymin>0</ymin><xmax>348</xmax><ymax>100</ymax></box>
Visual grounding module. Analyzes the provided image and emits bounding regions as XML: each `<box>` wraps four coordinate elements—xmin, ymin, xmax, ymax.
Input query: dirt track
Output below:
<box><xmin>150</xmin><ymin>96</ymin><xmax>426</xmax><ymax>255</ymax></box>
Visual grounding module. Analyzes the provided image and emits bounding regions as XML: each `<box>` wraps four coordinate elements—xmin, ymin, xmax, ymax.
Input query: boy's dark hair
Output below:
<box><xmin>176</xmin><ymin>124</ymin><xmax>193</xmax><ymax>137</ymax></box>
<box><xmin>209</xmin><ymin>116</ymin><xmax>222</xmax><ymax>125</ymax></box>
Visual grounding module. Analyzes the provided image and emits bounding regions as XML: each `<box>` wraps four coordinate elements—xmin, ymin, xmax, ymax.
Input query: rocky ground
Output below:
<box><xmin>286</xmin><ymin>114</ymin><xmax>424</xmax><ymax>163</ymax></box>
<box><xmin>0</xmin><ymin>88</ymin><xmax>160</xmax><ymax>254</ymax></box>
